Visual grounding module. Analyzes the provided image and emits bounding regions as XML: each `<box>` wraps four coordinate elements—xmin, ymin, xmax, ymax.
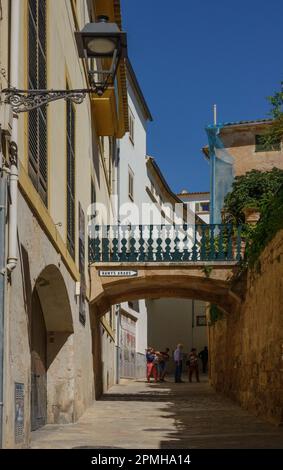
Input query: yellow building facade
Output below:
<box><xmin>0</xmin><ymin>0</ymin><xmax>127</xmax><ymax>448</ymax></box>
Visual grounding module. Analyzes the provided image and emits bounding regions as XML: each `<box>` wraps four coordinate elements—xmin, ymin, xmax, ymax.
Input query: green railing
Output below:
<box><xmin>88</xmin><ymin>224</ymin><xmax>245</xmax><ymax>263</ymax></box>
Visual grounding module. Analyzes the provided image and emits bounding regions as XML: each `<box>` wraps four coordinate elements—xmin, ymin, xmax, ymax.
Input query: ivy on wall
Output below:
<box><xmin>223</xmin><ymin>168</ymin><xmax>283</xmax><ymax>224</ymax></box>
<box><xmin>245</xmin><ymin>183</ymin><xmax>283</xmax><ymax>269</ymax></box>
<box><xmin>211</xmin><ymin>172</ymin><xmax>283</xmax><ymax>321</ymax></box>
<box><xmin>210</xmin><ymin>304</ymin><xmax>223</xmax><ymax>324</ymax></box>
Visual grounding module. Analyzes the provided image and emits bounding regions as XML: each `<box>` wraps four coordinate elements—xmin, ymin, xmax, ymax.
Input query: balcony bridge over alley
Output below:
<box><xmin>88</xmin><ymin>224</ymin><xmax>246</xmax><ymax>318</ymax></box>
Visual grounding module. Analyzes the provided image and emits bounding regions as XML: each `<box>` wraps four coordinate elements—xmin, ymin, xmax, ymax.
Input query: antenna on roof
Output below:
<box><xmin>213</xmin><ymin>104</ymin><xmax>217</xmax><ymax>126</ymax></box>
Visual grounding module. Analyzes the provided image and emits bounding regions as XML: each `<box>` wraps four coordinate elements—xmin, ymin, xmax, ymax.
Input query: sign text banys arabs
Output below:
<box><xmin>99</xmin><ymin>270</ymin><xmax>138</xmax><ymax>277</ymax></box>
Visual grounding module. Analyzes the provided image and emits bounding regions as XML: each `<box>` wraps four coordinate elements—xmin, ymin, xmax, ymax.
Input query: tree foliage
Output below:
<box><xmin>223</xmin><ymin>168</ymin><xmax>283</xmax><ymax>224</ymax></box>
<box><xmin>261</xmin><ymin>81</ymin><xmax>283</xmax><ymax>147</ymax></box>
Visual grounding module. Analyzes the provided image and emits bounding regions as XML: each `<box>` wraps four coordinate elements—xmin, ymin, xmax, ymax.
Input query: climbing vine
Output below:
<box><xmin>245</xmin><ymin>183</ymin><xmax>283</xmax><ymax>269</ymax></box>
<box><xmin>210</xmin><ymin>304</ymin><xmax>223</xmax><ymax>324</ymax></box>
<box><xmin>223</xmin><ymin>168</ymin><xmax>283</xmax><ymax>224</ymax></box>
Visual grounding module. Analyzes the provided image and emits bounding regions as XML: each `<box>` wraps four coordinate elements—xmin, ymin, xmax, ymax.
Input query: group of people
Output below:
<box><xmin>174</xmin><ymin>344</ymin><xmax>208</xmax><ymax>383</ymax></box>
<box><xmin>146</xmin><ymin>345</ymin><xmax>208</xmax><ymax>384</ymax></box>
<box><xmin>145</xmin><ymin>347</ymin><xmax>170</xmax><ymax>382</ymax></box>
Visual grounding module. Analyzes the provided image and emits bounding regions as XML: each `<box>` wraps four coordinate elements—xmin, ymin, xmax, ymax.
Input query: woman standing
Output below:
<box><xmin>187</xmin><ymin>348</ymin><xmax>200</xmax><ymax>383</ymax></box>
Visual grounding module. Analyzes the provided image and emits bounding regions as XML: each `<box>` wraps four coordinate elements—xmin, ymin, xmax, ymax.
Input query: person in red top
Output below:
<box><xmin>146</xmin><ymin>348</ymin><xmax>158</xmax><ymax>383</ymax></box>
<box><xmin>187</xmin><ymin>348</ymin><xmax>200</xmax><ymax>383</ymax></box>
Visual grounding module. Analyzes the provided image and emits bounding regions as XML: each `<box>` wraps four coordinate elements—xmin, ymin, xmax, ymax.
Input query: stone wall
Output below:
<box><xmin>209</xmin><ymin>229</ymin><xmax>283</xmax><ymax>425</ymax></box>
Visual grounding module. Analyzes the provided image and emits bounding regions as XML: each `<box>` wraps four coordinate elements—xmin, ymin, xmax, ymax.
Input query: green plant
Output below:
<box><xmin>202</xmin><ymin>265</ymin><xmax>213</xmax><ymax>277</ymax></box>
<box><xmin>262</xmin><ymin>82</ymin><xmax>283</xmax><ymax>147</ymax></box>
<box><xmin>246</xmin><ymin>184</ymin><xmax>283</xmax><ymax>268</ymax></box>
<box><xmin>224</xmin><ymin>168</ymin><xmax>283</xmax><ymax>224</ymax></box>
<box><xmin>209</xmin><ymin>304</ymin><xmax>223</xmax><ymax>324</ymax></box>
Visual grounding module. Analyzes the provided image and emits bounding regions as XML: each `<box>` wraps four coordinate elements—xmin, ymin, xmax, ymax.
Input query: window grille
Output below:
<box><xmin>28</xmin><ymin>0</ymin><xmax>48</xmax><ymax>205</ymax></box>
<box><xmin>67</xmin><ymin>98</ymin><xmax>76</xmax><ymax>259</ymax></box>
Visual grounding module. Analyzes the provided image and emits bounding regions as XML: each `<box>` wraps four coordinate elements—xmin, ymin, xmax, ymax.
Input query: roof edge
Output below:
<box><xmin>125</xmin><ymin>58</ymin><xmax>153</xmax><ymax>122</ymax></box>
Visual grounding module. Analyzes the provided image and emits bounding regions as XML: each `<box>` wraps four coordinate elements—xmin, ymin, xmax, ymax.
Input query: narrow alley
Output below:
<box><xmin>31</xmin><ymin>379</ymin><xmax>283</xmax><ymax>449</ymax></box>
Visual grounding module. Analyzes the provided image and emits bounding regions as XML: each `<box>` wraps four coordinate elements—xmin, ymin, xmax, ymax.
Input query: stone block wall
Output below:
<box><xmin>209</xmin><ymin>229</ymin><xmax>283</xmax><ymax>424</ymax></box>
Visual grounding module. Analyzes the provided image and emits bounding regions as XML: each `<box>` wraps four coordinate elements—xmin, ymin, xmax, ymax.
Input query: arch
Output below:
<box><xmin>89</xmin><ymin>264</ymin><xmax>242</xmax><ymax>320</ymax></box>
<box><xmin>35</xmin><ymin>264</ymin><xmax>74</xmax><ymax>333</ymax></box>
<box><xmin>30</xmin><ymin>265</ymin><xmax>74</xmax><ymax>430</ymax></box>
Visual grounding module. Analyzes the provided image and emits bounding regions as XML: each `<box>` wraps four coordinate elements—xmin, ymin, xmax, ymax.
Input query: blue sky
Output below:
<box><xmin>121</xmin><ymin>0</ymin><xmax>283</xmax><ymax>193</ymax></box>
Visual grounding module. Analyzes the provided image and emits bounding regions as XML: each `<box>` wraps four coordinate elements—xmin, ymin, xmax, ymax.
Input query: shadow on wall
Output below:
<box><xmin>92</xmin><ymin>316</ymin><xmax>103</xmax><ymax>400</ymax></box>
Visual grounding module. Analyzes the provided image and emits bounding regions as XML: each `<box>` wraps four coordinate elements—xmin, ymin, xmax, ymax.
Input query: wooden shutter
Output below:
<box><xmin>28</xmin><ymin>0</ymin><xmax>48</xmax><ymax>205</ymax></box>
<box><xmin>66</xmin><ymin>99</ymin><xmax>76</xmax><ymax>259</ymax></box>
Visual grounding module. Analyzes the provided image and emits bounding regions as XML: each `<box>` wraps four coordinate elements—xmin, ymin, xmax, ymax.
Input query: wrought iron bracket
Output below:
<box><xmin>1</xmin><ymin>87</ymin><xmax>94</xmax><ymax>113</ymax></box>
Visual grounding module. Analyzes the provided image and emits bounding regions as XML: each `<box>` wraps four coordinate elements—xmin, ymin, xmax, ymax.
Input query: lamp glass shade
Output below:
<box><xmin>86</xmin><ymin>37</ymin><xmax>117</xmax><ymax>55</ymax></box>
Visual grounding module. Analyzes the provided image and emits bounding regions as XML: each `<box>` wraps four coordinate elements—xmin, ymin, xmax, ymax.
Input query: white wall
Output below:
<box><xmin>118</xmin><ymin>77</ymin><xmax>150</xmax><ymax>358</ymax></box>
<box><xmin>118</xmin><ymin>82</ymin><xmax>148</xmax><ymax>223</ymax></box>
<box><xmin>146</xmin><ymin>298</ymin><xmax>208</xmax><ymax>373</ymax></box>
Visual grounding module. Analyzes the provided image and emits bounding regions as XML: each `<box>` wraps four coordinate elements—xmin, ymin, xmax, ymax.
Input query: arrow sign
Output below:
<box><xmin>99</xmin><ymin>270</ymin><xmax>138</xmax><ymax>277</ymax></box>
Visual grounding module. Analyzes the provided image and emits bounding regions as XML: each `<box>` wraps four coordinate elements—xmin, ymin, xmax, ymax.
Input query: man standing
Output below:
<box><xmin>198</xmin><ymin>346</ymin><xmax>208</xmax><ymax>374</ymax></box>
<box><xmin>174</xmin><ymin>344</ymin><xmax>183</xmax><ymax>383</ymax></box>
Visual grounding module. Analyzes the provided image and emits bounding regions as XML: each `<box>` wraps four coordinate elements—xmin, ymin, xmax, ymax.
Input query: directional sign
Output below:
<box><xmin>99</xmin><ymin>270</ymin><xmax>138</xmax><ymax>277</ymax></box>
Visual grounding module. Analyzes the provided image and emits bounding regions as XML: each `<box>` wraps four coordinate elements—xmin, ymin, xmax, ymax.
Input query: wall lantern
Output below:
<box><xmin>75</xmin><ymin>16</ymin><xmax>127</xmax><ymax>96</ymax></box>
<box><xmin>2</xmin><ymin>16</ymin><xmax>128</xmax><ymax>113</ymax></box>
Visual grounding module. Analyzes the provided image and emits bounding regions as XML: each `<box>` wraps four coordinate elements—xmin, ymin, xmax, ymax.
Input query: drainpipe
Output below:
<box><xmin>6</xmin><ymin>0</ymin><xmax>20</xmax><ymax>274</ymax></box>
<box><xmin>115</xmin><ymin>304</ymin><xmax>121</xmax><ymax>384</ymax></box>
<box><xmin>115</xmin><ymin>143</ymin><xmax>121</xmax><ymax>384</ymax></box>
<box><xmin>6</xmin><ymin>141</ymin><xmax>18</xmax><ymax>273</ymax></box>
<box><xmin>0</xmin><ymin>127</ymin><xmax>8</xmax><ymax>449</ymax></box>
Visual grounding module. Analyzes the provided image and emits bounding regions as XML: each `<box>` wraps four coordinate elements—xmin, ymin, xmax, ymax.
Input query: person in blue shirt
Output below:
<box><xmin>174</xmin><ymin>344</ymin><xmax>184</xmax><ymax>383</ymax></box>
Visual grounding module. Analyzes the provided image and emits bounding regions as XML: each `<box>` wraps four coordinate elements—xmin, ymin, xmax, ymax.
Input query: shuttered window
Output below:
<box><xmin>128</xmin><ymin>168</ymin><xmax>134</xmax><ymax>201</ymax></box>
<box><xmin>28</xmin><ymin>0</ymin><xmax>48</xmax><ymax>206</ymax></box>
<box><xmin>66</xmin><ymin>98</ymin><xmax>76</xmax><ymax>259</ymax></box>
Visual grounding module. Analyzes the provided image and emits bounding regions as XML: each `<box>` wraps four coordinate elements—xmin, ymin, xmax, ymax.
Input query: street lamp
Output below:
<box><xmin>75</xmin><ymin>15</ymin><xmax>127</xmax><ymax>95</ymax></box>
<box><xmin>2</xmin><ymin>16</ymin><xmax>127</xmax><ymax>114</ymax></box>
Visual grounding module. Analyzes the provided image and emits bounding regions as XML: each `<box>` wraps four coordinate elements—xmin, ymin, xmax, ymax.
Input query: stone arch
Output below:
<box><xmin>30</xmin><ymin>265</ymin><xmax>74</xmax><ymax>430</ymax></box>
<box><xmin>90</xmin><ymin>271</ymin><xmax>241</xmax><ymax>320</ymax></box>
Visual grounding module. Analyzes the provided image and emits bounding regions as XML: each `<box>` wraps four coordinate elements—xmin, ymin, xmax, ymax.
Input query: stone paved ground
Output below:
<box><xmin>31</xmin><ymin>378</ymin><xmax>283</xmax><ymax>449</ymax></box>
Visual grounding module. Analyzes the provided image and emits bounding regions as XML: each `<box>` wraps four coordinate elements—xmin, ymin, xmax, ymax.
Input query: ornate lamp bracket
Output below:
<box><xmin>2</xmin><ymin>88</ymin><xmax>90</xmax><ymax>114</ymax></box>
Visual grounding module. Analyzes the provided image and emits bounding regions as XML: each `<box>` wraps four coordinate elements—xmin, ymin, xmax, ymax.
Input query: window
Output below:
<box><xmin>91</xmin><ymin>178</ymin><xmax>96</xmax><ymax>207</ymax></box>
<box><xmin>28</xmin><ymin>0</ymin><xmax>48</xmax><ymax>205</ymax></box>
<box><xmin>128</xmin><ymin>301</ymin><xmax>140</xmax><ymax>313</ymax></box>
<box><xmin>101</xmin><ymin>137</ymin><xmax>114</xmax><ymax>192</ymax></box>
<box><xmin>107</xmin><ymin>137</ymin><xmax>114</xmax><ymax>191</ymax></box>
<box><xmin>129</xmin><ymin>107</ymin><xmax>135</xmax><ymax>144</ymax></box>
<box><xmin>66</xmin><ymin>97</ymin><xmax>76</xmax><ymax>259</ymax></box>
<box><xmin>78</xmin><ymin>203</ymin><xmax>86</xmax><ymax>326</ymax></box>
<box><xmin>255</xmin><ymin>134</ymin><xmax>281</xmax><ymax>152</ymax></box>
<box><xmin>195</xmin><ymin>202</ymin><xmax>210</xmax><ymax>213</ymax></box>
<box><xmin>128</xmin><ymin>168</ymin><xmax>134</xmax><ymax>200</ymax></box>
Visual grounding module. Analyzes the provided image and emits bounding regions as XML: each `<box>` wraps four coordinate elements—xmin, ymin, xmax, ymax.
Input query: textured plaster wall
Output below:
<box><xmin>3</xmin><ymin>192</ymin><xmax>94</xmax><ymax>448</ymax></box>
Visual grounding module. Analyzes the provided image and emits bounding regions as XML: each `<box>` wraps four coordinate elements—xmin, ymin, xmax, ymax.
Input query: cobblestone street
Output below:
<box><xmin>31</xmin><ymin>379</ymin><xmax>283</xmax><ymax>449</ymax></box>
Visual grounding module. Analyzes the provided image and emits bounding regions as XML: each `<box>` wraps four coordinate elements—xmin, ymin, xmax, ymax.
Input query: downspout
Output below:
<box><xmin>0</xmin><ymin>128</ymin><xmax>8</xmax><ymax>449</ymax></box>
<box><xmin>6</xmin><ymin>0</ymin><xmax>20</xmax><ymax>274</ymax></box>
<box><xmin>115</xmin><ymin>143</ymin><xmax>121</xmax><ymax>384</ymax></box>
<box><xmin>115</xmin><ymin>304</ymin><xmax>120</xmax><ymax>384</ymax></box>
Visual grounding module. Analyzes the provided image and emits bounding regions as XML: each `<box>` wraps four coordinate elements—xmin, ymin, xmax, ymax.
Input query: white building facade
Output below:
<box><xmin>116</xmin><ymin>60</ymin><xmax>153</xmax><ymax>380</ymax></box>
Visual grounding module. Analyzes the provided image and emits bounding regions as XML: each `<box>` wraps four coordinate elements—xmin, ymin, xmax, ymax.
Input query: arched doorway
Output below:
<box><xmin>31</xmin><ymin>288</ymin><xmax>48</xmax><ymax>431</ymax></box>
<box><xmin>30</xmin><ymin>265</ymin><xmax>74</xmax><ymax>431</ymax></box>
